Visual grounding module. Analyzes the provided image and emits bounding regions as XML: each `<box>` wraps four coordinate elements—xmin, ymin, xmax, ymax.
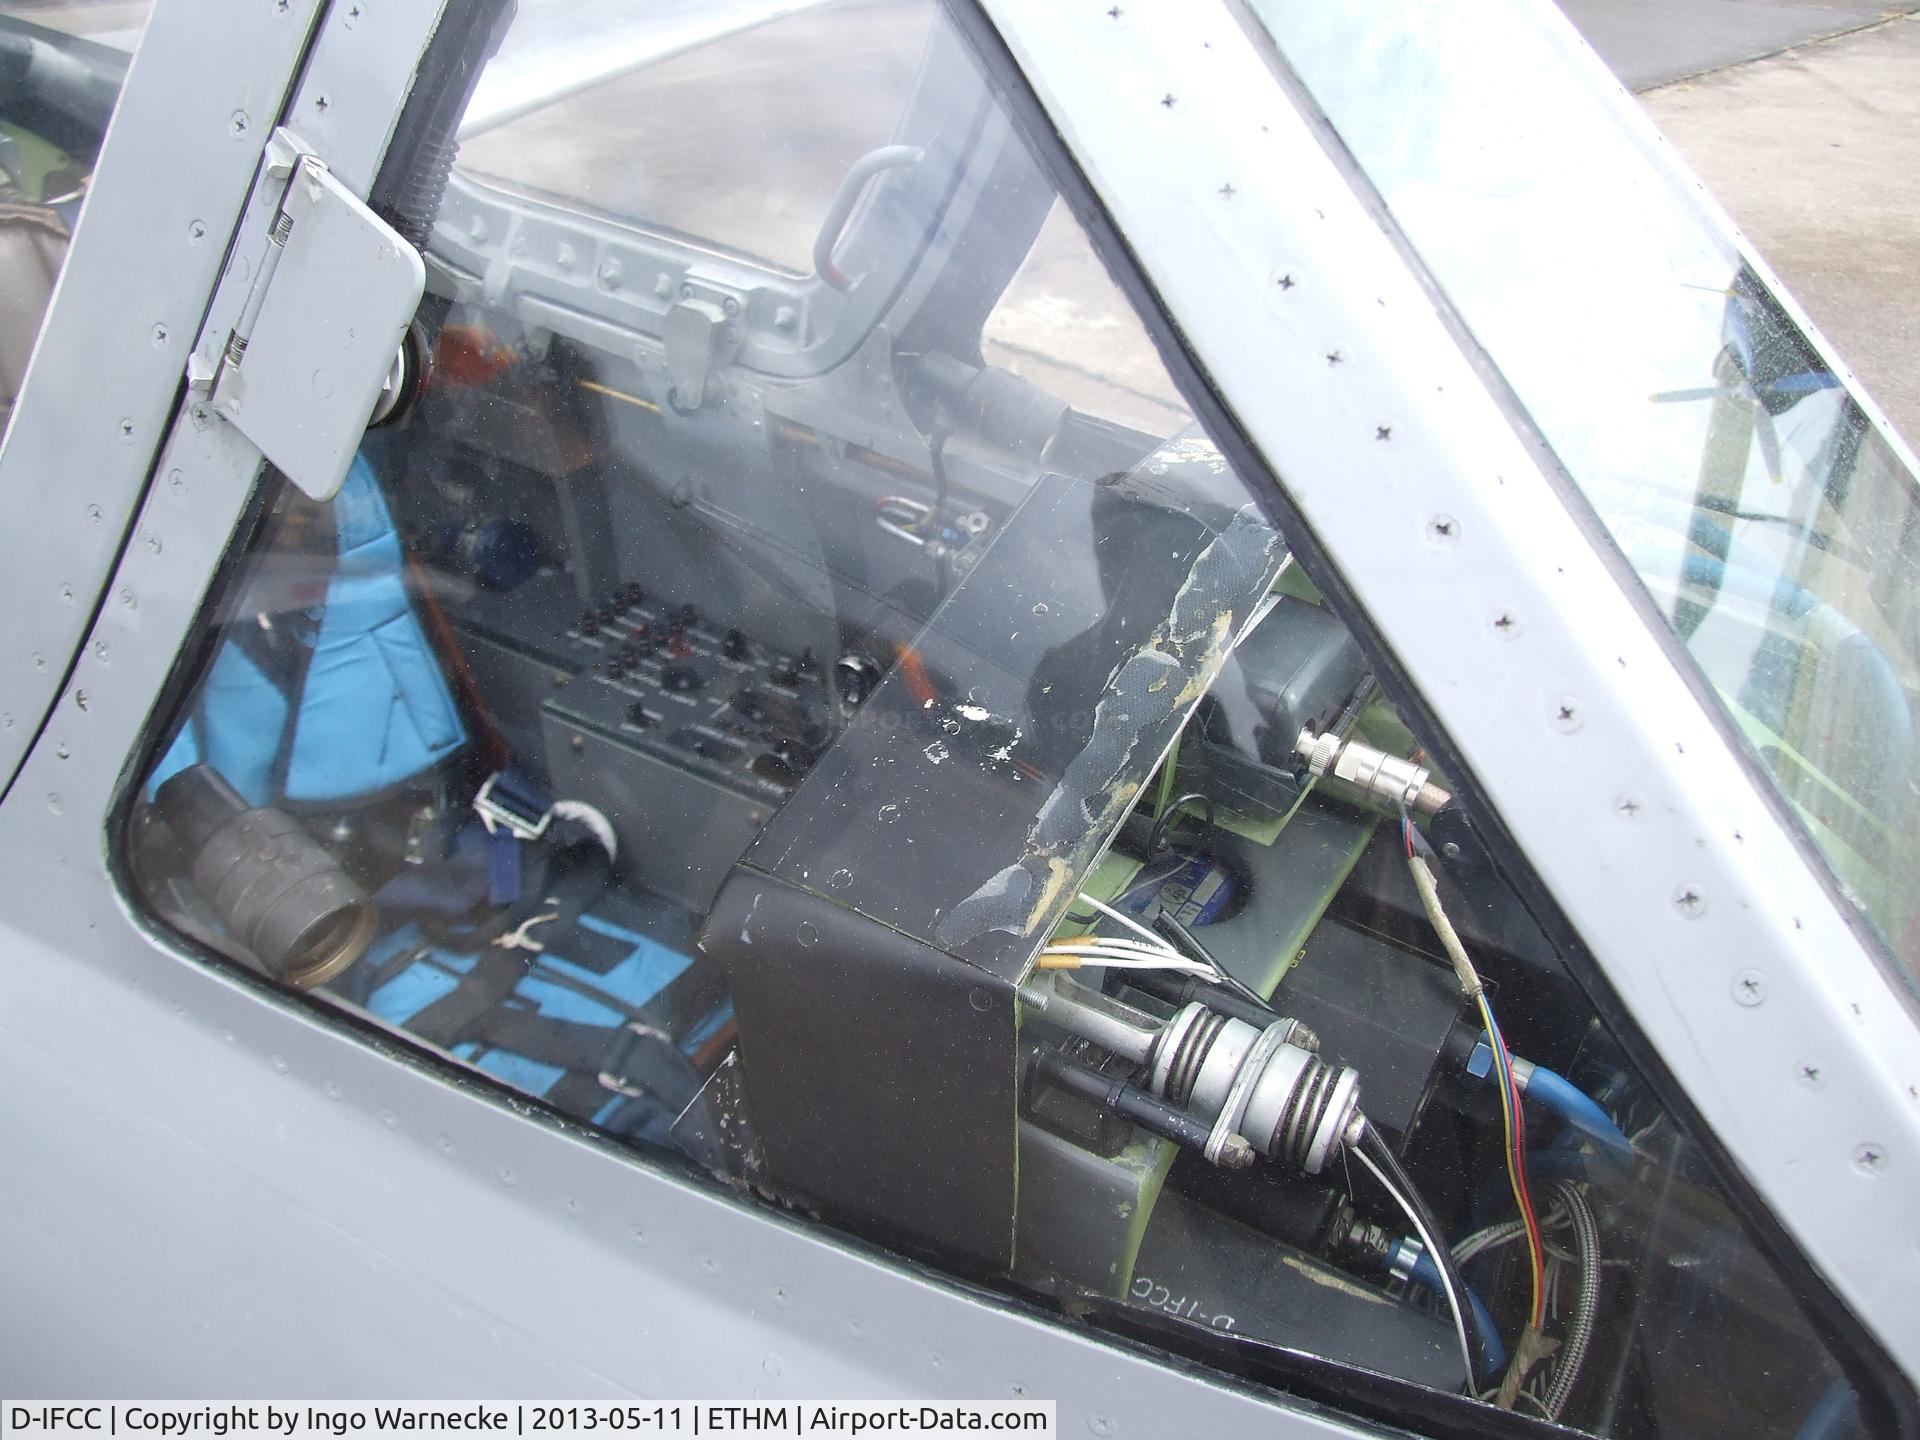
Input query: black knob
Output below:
<box><xmin>834</xmin><ymin>652</ymin><xmax>883</xmax><ymax>706</ymax></box>
<box><xmin>723</xmin><ymin>627</ymin><xmax>749</xmax><ymax>660</ymax></box>
<box><xmin>771</xmin><ymin>733</ymin><xmax>817</xmax><ymax>771</ymax></box>
<box><xmin>661</xmin><ymin>660</ymin><xmax>707</xmax><ymax>693</ymax></box>
<box><xmin>626</xmin><ymin>702</ymin><xmax>654</xmax><ymax>729</ymax></box>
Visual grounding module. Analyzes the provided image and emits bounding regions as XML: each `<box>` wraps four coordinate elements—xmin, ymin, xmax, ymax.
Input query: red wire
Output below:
<box><xmin>1494</xmin><ymin>1016</ymin><xmax>1548</xmax><ymax>1326</ymax></box>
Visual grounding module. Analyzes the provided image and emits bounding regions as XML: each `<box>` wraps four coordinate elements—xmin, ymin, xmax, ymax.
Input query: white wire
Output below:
<box><xmin>1039</xmin><ymin>946</ymin><xmax>1216</xmax><ymax>978</ymax></box>
<box><xmin>1045</xmin><ymin>935</ymin><xmax>1184</xmax><ymax>959</ymax></box>
<box><xmin>1352</xmin><ymin>1145</ymin><xmax>1477</xmax><ymax>1393</ymax></box>
<box><xmin>1077</xmin><ymin>891</ymin><xmax>1179</xmax><ymax>954</ymax></box>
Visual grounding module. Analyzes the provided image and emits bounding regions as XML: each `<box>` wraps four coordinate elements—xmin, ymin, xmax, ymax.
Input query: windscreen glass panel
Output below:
<box><xmin>1255</xmin><ymin>0</ymin><xmax>1920</xmax><ymax>980</ymax></box>
<box><xmin>0</xmin><ymin>1</ymin><xmax>146</xmax><ymax>430</ymax></box>
<box><xmin>123</xmin><ymin>2</ymin><xmax>1886</xmax><ymax>1434</ymax></box>
<box><xmin>456</xmin><ymin>0</ymin><xmax>933</xmax><ymax>277</ymax></box>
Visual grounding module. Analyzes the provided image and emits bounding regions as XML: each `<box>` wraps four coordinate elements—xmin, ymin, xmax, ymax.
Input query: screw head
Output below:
<box><xmin>1615</xmin><ymin>793</ymin><xmax>1643</xmax><ymax>819</ymax></box>
<box><xmin>1492</xmin><ymin>610</ymin><xmax>1521</xmax><ymax>637</ymax></box>
<box><xmin>187</xmin><ymin>219</ymin><xmax>207</xmax><ymax>244</ymax></box>
<box><xmin>1731</xmin><ymin>968</ymin><xmax>1765</xmax><ymax>1005</ymax></box>
<box><xmin>1673</xmin><ymin>884</ymin><xmax>1706</xmax><ymax>917</ymax></box>
<box><xmin>1796</xmin><ymin>1062</ymin><xmax>1825</xmax><ymax>1089</ymax></box>
<box><xmin>1425</xmin><ymin>514</ymin><xmax>1457</xmax><ymax>544</ymax></box>
<box><xmin>1552</xmin><ymin>696</ymin><xmax>1583</xmax><ymax>733</ymax></box>
<box><xmin>151</xmin><ymin>323</ymin><xmax>169</xmax><ymax>346</ymax></box>
<box><xmin>1854</xmin><ymin>1143</ymin><xmax>1888</xmax><ymax>1175</ymax></box>
<box><xmin>314</xmin><ymin>93</ymin><xmax>331</xmax><ymax>114</ymax></box>
<box><xmin>228</xmin><ymin>110</ymin><xmax>250</xmax><ymax>138</ymax></box>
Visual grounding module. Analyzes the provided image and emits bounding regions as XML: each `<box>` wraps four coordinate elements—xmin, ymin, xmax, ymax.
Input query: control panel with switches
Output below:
<box><xmin>445</xmin><ymin>572</ymin><xmax>857</xmax><ymax>912</ymax></box>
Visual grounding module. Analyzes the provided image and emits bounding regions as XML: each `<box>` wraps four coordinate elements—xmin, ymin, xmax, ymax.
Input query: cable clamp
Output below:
<box><xmin>1389</xmin><ymin>1236</ymin><xmax>1424</xmax><ymax>1283</ymax></box>
<box><xmin>474</xmin><ymin>767</ymin><xmax>554</xmax><ymax>842</ymax></box>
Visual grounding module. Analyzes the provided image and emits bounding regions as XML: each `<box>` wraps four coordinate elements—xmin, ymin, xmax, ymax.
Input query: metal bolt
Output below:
<box><xmin>314</xmin><ymin>93</ymin><xmax>331</xmax><ymax>114</ymax></box>
<box><xmin>1731</xmin><ymin>969</ymin><xmax>1765</xmax><ymax>1005</ymax></box>
<box><xmin>1615</xmin><ymin>793</ymin><xmax>1642</xmax><ymax>819</ymax></box>
<box><xmin>1160</xmin><ymin>94</ymin><xmax>1177</xmax><ymax>109</ymax></box>
<box><xmin>1796</xmin><ymin>1062</ymin><xmax>1824</xmax><ymax>1089</ymax></box>
<box><xmin>344</xmin><ymin>2</ymin><xmax>362</xmax><ymax>23</ymax></box>
<box><xmin>1218</xmin><ymin>182</ymin><xmax>1237</xmax><ymax>199</ymax></box>
<box><xmin>1326</xmin><ymin>350</ymin><xmax>1343</xmax><ymax>366</ymax></box>
<box><xmin>1675</xmin><ymin>884</ymin><xmax>1706</xmax><ymax>917</ymax></box>
<box><xmin>1425</xmin><ymin>515</ymin><xmax>1456</xmax><ymax>544</ymax></box>
<box><xmin>151</xmin><ymin>323</ymin><xmax>169</xmax><ymax>347</ymax></box>
<box><xmin>167</xmin><ymin>469</ymin><xmax>184</xmax><ymax>495</ymax></box>
<box><xmin>1552</xmin><ymin>697</ymin><xmax>1582</xmax><ymax>732</ymax></box>
<box><xmin>187</xmin><ymin>219</ymin><xmax>207</xmax><ymax>244</ymax></box>
<box><xmin>1276</xmin><ymin>273</ymin><xmax>1294</xmax><ymax>290</ymax></box>
<box><xmin>1441</xmin><ymin>841</ymin><xmax>1462</xmax><ymax>861</ymax></box>
<box><xmin>1855</xmin><ymin>1143</ymin><xmax>1888</xmax><ymax>1175</ymax></box>
<box><xmin>1492</xmin><ymin>610</ymin><xmax>1520</xmax><ymax>636</ymax></box>
<box><xmin>1375</xmin><ymin>424</ymin><xmax>1393</xmax><ymax>442</ymax></box>
<box><xmin>118</xmin><ymin>418</ymin><xmax>134</xmax><ymax>442</ymax></box>
<box><xmin>273</xmin><ymin>0</ymin><xmax>290</xmax><ymax>14</ymax></box>
<box><xmin>228</xmin><ymin>110</ymin><xmax>250</xmax><ymax>138</ymax></box>
<box><xmin>190</xmin><ymin>403</ymin><xmax>211</xmax><ymax>430</ymax></box>
<box><xmin>722</xmin><ymin>295</ymin><xmax>740</xmax><ymax>316</ymax></box>
<box><xmin>94</xmin><ymin>639</ymin><xmax>110</xmax><ymax>660</ymax></box>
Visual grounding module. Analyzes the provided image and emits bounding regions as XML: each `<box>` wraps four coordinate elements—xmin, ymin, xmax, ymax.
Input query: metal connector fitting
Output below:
<box><xmin>1295</xmin><ymin>727</ymin><xmax>1451</xmax><ymax>816</ymax></box>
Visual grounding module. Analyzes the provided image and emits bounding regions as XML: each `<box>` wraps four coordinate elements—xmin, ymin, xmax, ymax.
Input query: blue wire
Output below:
<box><xmin>1408</xmin><ymin>1250</ymin><xmax>1509</xmax><ymax>1375</ymax></box>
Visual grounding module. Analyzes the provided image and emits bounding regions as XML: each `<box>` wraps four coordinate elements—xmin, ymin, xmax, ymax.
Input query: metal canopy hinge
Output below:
<box><xmin>202</xmin><ymin>128</ymin><xmax>425</xmax><ymax>501</ymax></box>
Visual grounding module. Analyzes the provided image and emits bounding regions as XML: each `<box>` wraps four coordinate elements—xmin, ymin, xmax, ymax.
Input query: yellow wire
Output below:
<box><xmin>1478</xmin><ymin>992</ymin><xmax>1545</xmax><ymax>1331</ymax></box>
